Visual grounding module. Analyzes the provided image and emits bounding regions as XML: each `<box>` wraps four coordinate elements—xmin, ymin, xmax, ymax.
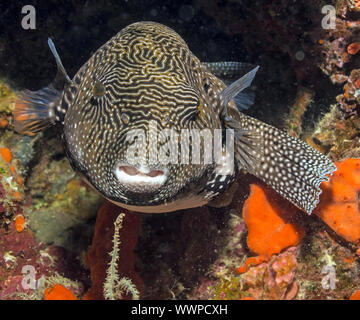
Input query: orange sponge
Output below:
<box><xmin>0</xmin><ymin>147</ymin><xmax>12</xmax><ymax>163</ymax></box>
<box><xmin>242</xmin><ymin>183</ymin><xmax>305</xmax><ymax>260</ymax></box>
<box><xmin>14</xmin><ymin>214</ymin><xmax>25</xmax><ymax>232</ymax></box>
<box><xmin>314</xmin><ymin>158</ymin><xmax>360</xmax><ymax>243</ymax></box>
<box><xmin>350</xmin><ymin>290</ymin><xmax>360</xmax><ymax>300</ymax></box>
<box><xmin>44</xmin><ymin>284</ymin><xmax>77</xmax><ymax>300</ymax></box>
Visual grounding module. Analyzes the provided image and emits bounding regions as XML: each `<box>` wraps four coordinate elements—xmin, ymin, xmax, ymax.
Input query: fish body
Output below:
<box><xmin>14</xmin><ymin>22</ymin><xmax>336</xmax><ymax>214</ymax></box>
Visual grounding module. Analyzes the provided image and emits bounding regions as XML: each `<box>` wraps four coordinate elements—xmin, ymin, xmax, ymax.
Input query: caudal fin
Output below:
<box><xmin>235</xmin><ymin>114</ymin><xmax>336</xmax><ymax>214</ymax></box>
<box><xmin>13</xmin><ymin>85</ymin><xmax>61</xmax><ymax>135</ymax></box>
<box><xmin>219</xmin><ymin>66</ymin><xmax>336</xmax><ymax>214</ymax></box>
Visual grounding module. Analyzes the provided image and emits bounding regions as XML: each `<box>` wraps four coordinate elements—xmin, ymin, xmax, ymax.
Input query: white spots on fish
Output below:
<box><xmin>242</xmin><ymin>113</ymin><xmax>336</xmax><ymax>213</ymax></box>
<box><xmin>54</xmin><ymin>22</ymin><xmax>336</xmax><ymax>214</ymax></box>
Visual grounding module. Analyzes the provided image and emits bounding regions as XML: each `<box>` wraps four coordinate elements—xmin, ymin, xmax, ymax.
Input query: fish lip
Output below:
<box><xmin>114</xmin><ymin>162</ymin><xmax>169</xmax><ymax>191</ymax></box>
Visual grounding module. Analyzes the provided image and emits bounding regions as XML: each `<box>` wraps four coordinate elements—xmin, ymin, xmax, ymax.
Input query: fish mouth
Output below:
<box><xmin>114</xmin><ymin>163</ymin><xmax>168</xmax><ymax>192</ymax></box>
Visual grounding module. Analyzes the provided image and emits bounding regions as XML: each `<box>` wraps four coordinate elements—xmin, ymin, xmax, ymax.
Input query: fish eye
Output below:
<box><xmin>203</xmin><ymin>82</ymin><xmax>209</xmax><ymax>93</ymax></box>
<box><xmin>93</xmin><ymin>81</ymin><xmax>106</xmax><ymax>97</ymax></box>
<box><xmin>190</xmin><ymin>99</ymin><xmax>202</xmax><ymax>121</ymax></box>
<box><xmin>197</xmin><ymin>98</ymin><xmax>203</xmax><ymax>113</ymax></box>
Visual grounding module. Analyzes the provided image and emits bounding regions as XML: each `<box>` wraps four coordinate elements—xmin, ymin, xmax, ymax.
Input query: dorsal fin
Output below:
<box><xmin>47</xmin><ymin>38</ymin><xmax>72</xmax><ymax>90</ymax></box>
<box><xmin>218</xmin><ymin>66</ymin><xmax>259</xmax><ymax>108</ymax></box>
<box><xmin>202</xmin><ymin>62</ymin><xmax>257</xmax><ymax>83</ymax></box>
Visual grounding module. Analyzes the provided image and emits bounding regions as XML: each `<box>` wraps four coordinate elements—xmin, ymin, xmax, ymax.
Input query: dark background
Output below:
<box><xmin>1</xmin><ymin>0</ymin><xmax>318</xmax><ymax>126</ymax></box>
<box><xmin>0</xmin><ymin>0</ymin><xmax>247</xmax><ymax>89</ymax></box>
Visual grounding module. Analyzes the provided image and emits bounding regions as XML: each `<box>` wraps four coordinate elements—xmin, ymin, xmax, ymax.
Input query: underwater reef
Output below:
<box><xmin>0</xmin><ymin>0</ymin><xmax>360</xmax><ymax>300</ymax></box>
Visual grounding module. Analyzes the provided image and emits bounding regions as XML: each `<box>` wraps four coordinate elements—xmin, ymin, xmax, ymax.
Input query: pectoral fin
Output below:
<box><xmin>218</xmin><ymin>67</ymin><xmax>261</xmax><ymax>173</ymax></box>
<box><xmin>205</xmin><ymin>62</ymin><xmax>258</xmax><ymax>110</ymax></box>
<box><xmin>13</xmin><ymin>38</ymin><xmax>71</xmax><ymax>135</ymax></box>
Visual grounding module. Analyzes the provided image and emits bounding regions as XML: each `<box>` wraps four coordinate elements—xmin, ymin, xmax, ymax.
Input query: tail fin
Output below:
<box><xmin>14</xmin><ymin>85</ymin><xmax>60</xmax><ymax>135</ymax></box>
<box><xmin>235</xmin><ymin>114</ymin><xmax>336</xmax><ymax>214</ymax></box>
<box><xmin>218</xmin><ymin>66</ymin><xmax>336</xmax><ymax>214</ymax></box>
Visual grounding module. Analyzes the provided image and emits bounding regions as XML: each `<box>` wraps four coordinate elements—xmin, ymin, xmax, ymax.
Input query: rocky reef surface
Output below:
<box><xmin>0</xmin><ymin>0</ymin><xmax>360</xmax><ymax>300</ymax></box>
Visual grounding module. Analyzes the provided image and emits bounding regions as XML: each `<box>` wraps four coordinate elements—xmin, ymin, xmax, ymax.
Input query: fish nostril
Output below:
<box><xmin>147</xmin><ymin>170</ymin><xmax>164</xmax><ymax>177</ymax></box>
<box><xmin>119</xmin><ymin>165</ymin><xmax>138</xmax><ymax>176</ymax></box>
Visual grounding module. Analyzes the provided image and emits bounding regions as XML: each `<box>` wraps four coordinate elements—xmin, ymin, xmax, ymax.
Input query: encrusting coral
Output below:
<box><xmin>206</xmin><ymin>246</ymin><xmax>299</xmax><ymax>300</ymax></box>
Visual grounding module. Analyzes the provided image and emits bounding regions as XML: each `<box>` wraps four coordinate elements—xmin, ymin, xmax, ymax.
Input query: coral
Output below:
<box><xmin>245</xmin><ymin>247</ymin><xmax>299</xmax><ymax>300</ymax></box>
<box><xmin>285</xmin><ymin>87</ymin><xmax>315</xmax><ymax>137</ymax></box>
<box><xmin>103</xmin><ymin>213</ymin><xmax>139</xmax><ymax>300</ymax></box>
<box><xmin>347</xmin><ymin>0</ymin><xmax>360</xmax><ymax>12</ymax></box>
<box><xmin>0</xmin><ymin>220</ymin><xmax>86</xmax><ymax>300</ymax></box>
<box><xmin>314</xmin><ymin>158</ymin><xmax>360</xmax><ymax>243</ymax></box>
<box><xmin>336</xmin><ymin>68</ymin><xmax>360</xmax><ymax>115</ymax></box>
<box><xmin>237</xmin><ymin>256</ymin><xmax>267</xmax><ymax>274</ymax></box>
<box><xmin>242</xmin><ymin>183</ymin><xmax>305</xmax><ymax>260</ymax></box>
<box><xmin>192</xmin><ymin>222</ymin><xmax>360</xmax><ymax>301</ymax></box>
<box><xmin>0</xmin><ymin>79</ymin><xmax>93</xmax><ymax>300</ymax></box>
<box><xmin>209</xmin><ymin>247</ymin><xmax>299</xmax><ymax>300</ymax></box>
<box><xmin>85</xmin><ymin>201</ymin><xmax>143</xmax><ymax>300</ymax></box>
<box><xmin>312</xmin><ymin>104</ymin><xmax>360</xmax><ymax>160</ymax></box>
<box><xmin>295</xmin><ymin>228</ymin><xmax>360</xmax><ymax>300</ymax></box>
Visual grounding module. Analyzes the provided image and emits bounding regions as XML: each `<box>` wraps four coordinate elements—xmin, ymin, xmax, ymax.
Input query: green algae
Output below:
<box><xmin>209</xmin><ymin>276</ymin><xmax>243</xmax><ymax>300</ymax></box>
<box><xmin>26</xmin><ymin>155</ymin><xmax>103</xmax><ymax>252</ymax></box>
<box><xmin>0</xmin><ymin>80</ymin><xmax>16</xmax><ymax>114</ymax></box>
<box><xmin>313</xmin><ymin>104</ymin><xmax>360</xmax><ymax>160</ymax></box>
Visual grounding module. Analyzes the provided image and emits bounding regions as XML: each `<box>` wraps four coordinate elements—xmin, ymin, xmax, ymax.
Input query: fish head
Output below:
<box><xmin>63</xmin><ymin>40</ymin><xmax>220</xmax><ymax>207</ymax></box>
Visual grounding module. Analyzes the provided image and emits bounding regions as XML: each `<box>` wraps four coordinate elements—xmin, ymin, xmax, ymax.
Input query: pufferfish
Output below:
<box><xmin>14</xmin><ymin>22</ymin><xmax>336</xmax><ymax>214</ymax></box>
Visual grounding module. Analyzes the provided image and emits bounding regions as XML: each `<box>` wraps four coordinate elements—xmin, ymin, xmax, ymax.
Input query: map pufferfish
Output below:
<box><xmin>13</xmin><ymin>22</ymin><xmax>336</xmax><ymax>214</ymax></box>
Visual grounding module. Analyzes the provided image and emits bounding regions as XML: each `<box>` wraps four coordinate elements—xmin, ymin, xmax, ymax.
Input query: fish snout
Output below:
<box><xmin>114</xmin><ymin>163</ymin><xmax>168</xmax><ymax>192</ymax></box>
